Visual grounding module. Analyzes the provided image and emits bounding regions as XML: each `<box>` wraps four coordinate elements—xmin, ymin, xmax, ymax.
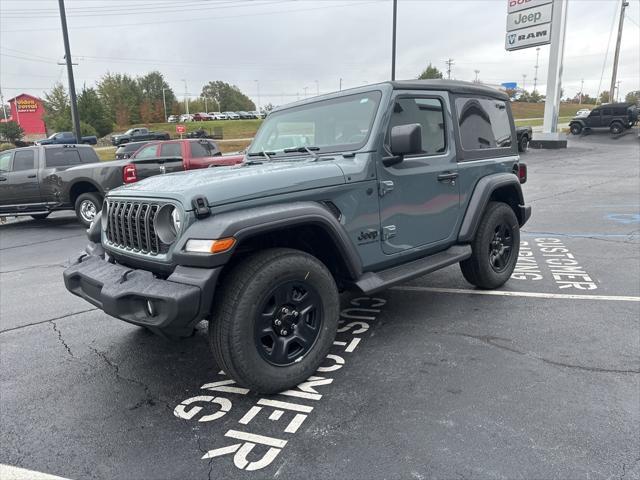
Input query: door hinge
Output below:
<box><xmin>378</xmin><ymin>180</ymin><xmax>394</xmax><ymax>197</ymax></box>
<box><xmin>382</xmin><ymin>225</ymin><xmax>396</xmax><ymax>241</ymax></box>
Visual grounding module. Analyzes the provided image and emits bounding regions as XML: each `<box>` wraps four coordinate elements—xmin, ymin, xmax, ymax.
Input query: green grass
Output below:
<box><xmin>515</xmin><ymin>116</ymin><xmax>573</xmax><ymax>127</ymax></box>
<box><xmin>121</xmin><ymin>119</ymin><xmax>262</xmax><ymax>140</ymax></box>
<box><xmin>511</xmin><ymin>102</ymin><xmax>590</xmax><ymax>120</ymax></box>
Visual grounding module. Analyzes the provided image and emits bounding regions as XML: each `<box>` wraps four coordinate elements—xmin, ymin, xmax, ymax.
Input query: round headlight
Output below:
<box><xmin>171</xmin><ymin>207</ymin><xmax>181</xmax><ymax>235</ymax></box>
<box><xmin>155</xmin><ymin>204</ymin><xmax>180</xmax><ymax>245</ymax></box>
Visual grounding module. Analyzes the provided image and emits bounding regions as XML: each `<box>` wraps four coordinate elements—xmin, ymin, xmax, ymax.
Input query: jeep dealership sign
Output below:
<box><xmin>505</xmin><ymin>0</ymin><xmax>553</xmax><ymax>51</ymax></box>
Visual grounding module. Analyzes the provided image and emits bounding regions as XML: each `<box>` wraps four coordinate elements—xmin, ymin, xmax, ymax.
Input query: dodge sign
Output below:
<box><xmin>506</xmin><ymin>0</ymin><xmax>553</xmax><ymax>51</ymax></box>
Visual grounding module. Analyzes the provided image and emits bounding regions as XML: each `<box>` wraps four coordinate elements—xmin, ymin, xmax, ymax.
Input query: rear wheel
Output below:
<box><xmin>74</xmin><ymin>192</ymin><xmax>102</xmax><ymax>227</ymax></box>
<box><xmin>209</xmin><ymin>248</ymin><xmax>339</xmax><ymax>393</ymax></box>
<box><xmin>610</xmin><ymin>122</ymin><xmax>624</xmax><ymax>135</ymax></box>
<box><xmin>460</xmin><ymin>201</ymin><xmax>520</xmax><ymax>289</ymax></box>
<box><xmin>570</xmin><ymin>123</ymin><xmax>582</xmax><ymax>135</ymax></box>
<box><xmin>519</xmin><ymin>135</ymin><xmax>529</xmax><ymax>152</ymax></box>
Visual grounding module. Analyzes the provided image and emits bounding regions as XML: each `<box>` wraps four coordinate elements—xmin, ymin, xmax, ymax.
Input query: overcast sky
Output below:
<box><xmin>1</xmin><ymin>0</ymin><xmax>639</xmax><ymax>108</ymax></box>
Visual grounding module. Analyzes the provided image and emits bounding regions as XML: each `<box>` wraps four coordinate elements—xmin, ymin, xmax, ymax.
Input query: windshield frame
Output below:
<box><xmin>248</xmin><ymin>89</ymin><xmax>383</xmax><ymax>158</ymax></box>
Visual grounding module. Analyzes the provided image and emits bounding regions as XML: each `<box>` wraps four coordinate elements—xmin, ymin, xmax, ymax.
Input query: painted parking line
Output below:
<box><xmin>0</xmin><ymin>465</ymin><xmax>72</xmax><ymax>480</ymax></box>
<box><xmin>391</xmin><ymin>286</ymin><xmax>640</xmax><ymax>302</ymax></box>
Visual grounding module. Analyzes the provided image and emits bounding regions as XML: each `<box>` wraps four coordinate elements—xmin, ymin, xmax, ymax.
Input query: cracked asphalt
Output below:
<box><xmin>1</xmin><ymin>131</ymin><xmax>639</xmax><ymax>480</ymax></box>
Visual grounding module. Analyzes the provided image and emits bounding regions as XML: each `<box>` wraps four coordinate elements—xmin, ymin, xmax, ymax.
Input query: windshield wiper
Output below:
<box><xmin>247</xmin><ymin>150</ymin><xmax>276</xmax><ymax>161</ymax></box>
<box><xmin>283</xmin><ymin>146</ymin><xmax>320</xmax><ymax>159</ymax></box>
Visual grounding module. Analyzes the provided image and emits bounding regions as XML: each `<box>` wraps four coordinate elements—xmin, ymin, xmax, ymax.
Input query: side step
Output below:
<box><xmin>355</xmin><ymin>245</ymin><xmax>472</xmax><ymax>294</ymax></box>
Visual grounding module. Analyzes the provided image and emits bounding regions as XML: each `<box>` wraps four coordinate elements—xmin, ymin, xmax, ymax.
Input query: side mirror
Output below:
<box><xmin>383</xmin><ymin>123</ymin><xmax>422</xmax><ymax>166</ymax></box>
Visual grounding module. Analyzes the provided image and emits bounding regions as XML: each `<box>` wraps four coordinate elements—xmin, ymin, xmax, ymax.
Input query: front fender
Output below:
<box><xmin>172</xmin><ymin>202</ymin><xmax>362</xmax><ymax>278</ymax></box>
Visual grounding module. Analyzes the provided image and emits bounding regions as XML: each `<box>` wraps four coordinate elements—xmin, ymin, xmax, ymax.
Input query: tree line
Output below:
<box><xmin>42</xmin><ymin>72</ymin><xmax>256</xmax><ymax>138</ymax></box>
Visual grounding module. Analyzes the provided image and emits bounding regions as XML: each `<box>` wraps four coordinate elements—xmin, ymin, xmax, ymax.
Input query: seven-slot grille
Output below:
<box><xmin>105</xmin><ymin>200</ymin><xmax>168</xmax><ymax>254</ymax></box>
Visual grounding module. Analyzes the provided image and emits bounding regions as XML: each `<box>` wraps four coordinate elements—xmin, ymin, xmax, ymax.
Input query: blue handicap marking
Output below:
<box><xmin>606</xmin><ymin>213</ymin><xmax>640</xmax><ymax>224</ymax></box>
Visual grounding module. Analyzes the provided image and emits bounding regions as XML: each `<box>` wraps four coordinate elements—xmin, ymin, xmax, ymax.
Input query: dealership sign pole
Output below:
<box><xmin>506</xmin><ymin>0</ymin><xmax>568</xmax><ymax>147</ymax></box>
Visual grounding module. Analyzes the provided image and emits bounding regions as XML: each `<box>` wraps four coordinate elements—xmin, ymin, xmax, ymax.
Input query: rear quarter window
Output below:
<box><xmin>190</xmin><ymin>140</ymin><xmax>219</xmax><ymax>158</ymax></box>
<box><xmin>455</xmin><ymin>97</ymin><xmax>512</xmax><ymax>151</ymax></box>
<box><xmin>78</xmin><ymin>148</ymin><xmax>100</xmax><ymax>164</ymax></box>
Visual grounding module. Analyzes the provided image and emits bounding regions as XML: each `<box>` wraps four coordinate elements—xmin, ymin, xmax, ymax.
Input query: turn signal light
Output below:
<box><xmin>185</xmin><ymin>237</ymin><xmax>236</xmax><ymax>254</ymax></box>
<box><xmin>123</xmin><ymin>163</ymin><xmax>138</xmax><ymax>184</ymax></box>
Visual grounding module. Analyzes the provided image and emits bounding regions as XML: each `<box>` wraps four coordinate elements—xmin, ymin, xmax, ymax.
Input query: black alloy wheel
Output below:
<box><xmin>488</xmin><ymin>222</ymin><xmax>514</xmax><ymax>273</ymax></box>
<box><xmin>254</xmin><ymin>280</ymin><xmax>323</xmax><ymax>366</ymax></box>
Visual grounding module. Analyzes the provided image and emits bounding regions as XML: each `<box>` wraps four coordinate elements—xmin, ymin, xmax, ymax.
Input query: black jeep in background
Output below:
<box><xmin>569</xmin><ymin>103</ymin><xmax>638</xmax><ymax>135</ymax></box>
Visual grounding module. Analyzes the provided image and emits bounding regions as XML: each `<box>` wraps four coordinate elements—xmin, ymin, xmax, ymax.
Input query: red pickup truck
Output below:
<box><xmin>130</xmin><ymin>139</ymin><xmax>244</xmax><ymax>170</ymax></box>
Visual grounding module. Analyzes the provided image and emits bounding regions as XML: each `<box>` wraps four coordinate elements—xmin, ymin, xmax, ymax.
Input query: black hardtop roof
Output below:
<box><xmin>389</xmin><ymin>79</ymin><xmax>509</xmax><ymax>101</ymax></box>
<box><xmin>592</xmin><ymin>102</ymin><xmax>635</xmax><ymax>109</ymax></box>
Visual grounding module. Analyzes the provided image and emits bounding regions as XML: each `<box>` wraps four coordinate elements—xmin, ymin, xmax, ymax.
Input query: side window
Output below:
<box><xmin>135</xmin><ymin>145</ymin><xmax>158</xmax><ymax>159</ymax></box>
<box><xmin>387</xmin><ymin>97</ymin><xmax>446</xmax><ymax>155</ymax></box>
<box><xmin>455</xmin><ymin>97</ymin><xmax>512</xmax><ymax>150</ymax></box>
<box><xmin>160</xmin><ymin>143</ymin><xmax>182</xmax><ymax>157</ymax></box>
<box><xmin>0</xmin><ymin>152</ymin><xmax>12</xmax><ymax>171</ymax></box>
<box><xmin>78</xmin><ymin>148</ymin><xmax>100</xmax><ymax>164</ymax></box>
<box><xmin>13</xmin><ymin>150</ymin><xmax>36</xmax><ymax>171</ymax></box>
<box><xmin>602</xmin><ymin>108</ymin><xmax>612</xmax><ymax>116</ymax></box>
<box><xmin>45</xmin><ymin>149</ymin><xmax>82</xmax><ymax>167</ymax></box>
<box><xmin>190</xmin><ymin>141</ymin><xmax>217</xmax><ymax>158</ymax></box>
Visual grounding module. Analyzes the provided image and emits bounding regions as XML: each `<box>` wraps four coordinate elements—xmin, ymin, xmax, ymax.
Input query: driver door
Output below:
<box><xmin>377</xmin><ymin>93</ymin><xmax>460</xmax><ymax>255</ymax></box>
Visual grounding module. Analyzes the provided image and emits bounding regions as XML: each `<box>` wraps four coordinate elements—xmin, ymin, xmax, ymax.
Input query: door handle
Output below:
<box><xmin>0</xmin><ymin>177</ymin><xmax>7</xmax><ymax>182</ymax></box>
<box><xmin>437</xmin><ymin>172</ymin><xmax>458</xmax><ymax>182</ymax></box>
<box><xmin>27</xmin><ymin>174</ymin><xmax>37</xmax><ymax>178</ymax></box>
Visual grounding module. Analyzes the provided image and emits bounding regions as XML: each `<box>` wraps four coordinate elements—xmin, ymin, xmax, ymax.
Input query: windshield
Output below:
<box><xmin>125</xmin><ymin>129</ymin><xmax>134</xmax><ymax>135</ymax></box>
<box><xmin>249</xmin><ymin>91</ymin><xmax>381</xmax><ymax>157</ymax></box>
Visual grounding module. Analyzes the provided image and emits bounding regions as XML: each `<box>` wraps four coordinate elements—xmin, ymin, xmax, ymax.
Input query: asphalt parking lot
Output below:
<box><xmin>1</xmin><ymin>131</ymin><xmax>639</xmax><ymax>480</ymax></box>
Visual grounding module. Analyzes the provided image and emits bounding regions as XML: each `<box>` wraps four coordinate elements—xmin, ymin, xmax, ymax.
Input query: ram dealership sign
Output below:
<box><xmin>505</xmin><ymin>0</ymin><xmax>553</xmax><ymax>51</ymax></box>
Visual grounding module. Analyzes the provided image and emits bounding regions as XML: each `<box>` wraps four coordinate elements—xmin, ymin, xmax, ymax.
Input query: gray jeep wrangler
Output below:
<box><xmin>64</xmin><ymin>80</ymin><xmax>530</xmax><ymax>393</ymax></box>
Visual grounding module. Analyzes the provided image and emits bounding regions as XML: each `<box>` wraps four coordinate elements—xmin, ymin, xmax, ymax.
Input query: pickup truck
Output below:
<box><xmin>0</xmin><ymin>144</ymin><xmax>183</xmax><ymax>226</ymax></box>
<box><xmin>110</xmin><ymin>128</ymin><xmax>170</xmax><ymax>146</ymax></box>
<box><xmin>130</xmin><ymin>138</ymin><xmax>244</xmax><ymax>170</ymax></box>
<box><xmin>36</xmin><ymin>131</ymin><xmax>98</xmax><ymax>145</ymax></box>
<box><xmin>64</xmin><ymin>79</ymin><xmax>530</xmax><ymax>393</ymax></box>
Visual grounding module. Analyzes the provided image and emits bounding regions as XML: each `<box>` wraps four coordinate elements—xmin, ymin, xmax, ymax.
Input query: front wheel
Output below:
<box><xmin>209</xmin><ymin>248</ymin><xmax>339</xmax><ymax>393</ymax></box>
<box><xmin>74</xmin><ymin>192</ymin><xmax>102</xmax><ymax>227</ymax></box>
<box><xmin>570</xmin><ymin>123</ymin><xmax>582</xmax><ymax>135</ymax></box>
<box><xmin>460</xmin><ymin>201</ymin><xmax>520</xmax><ymax>289</ymax></box>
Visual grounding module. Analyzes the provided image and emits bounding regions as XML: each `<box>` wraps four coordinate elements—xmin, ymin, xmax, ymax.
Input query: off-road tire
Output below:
<box><xmin>30</xmin><ymin>213</ymin><xmax>50</xmax><ymax>220</ymax></box>
<box><xmin>74</xmin><ymin>192</ymin><xmax>102</xmax><ymax>227</ymax></box>
<box><xmin>610</xmin><ymin>122</ymin><xmax>624</xmax><ymax>135</ymax></box>
<box><xmin>569</xmin><ymin>123</ymin><xmax>582</xmax><ymax>135</ymax></box>
<box><xmin>209</xmin><ymin>248</ymin><xmax>339</xmax><ymax>394</ymax></box>
<box><xmin>519</xmin><ymin>135</ymin><xmax>529</xmax><ymax>152</ymax></box>
<box><xmin>460</xmin><ymin>201</ymin><xmax>520</xmax><ymax>289</ymax></box>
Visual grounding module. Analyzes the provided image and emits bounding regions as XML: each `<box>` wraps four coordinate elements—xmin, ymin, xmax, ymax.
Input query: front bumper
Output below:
<box><xmin>63</xmin><ymin>246</ymin><xmax>221</xmax><ymax>336</ymax></box>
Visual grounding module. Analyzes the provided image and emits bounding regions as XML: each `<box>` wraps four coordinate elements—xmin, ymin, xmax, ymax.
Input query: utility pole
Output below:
<box><xmin>474</xmin><ymin>70</ymin><xmax>480</xmax><ymax>83</ymax></box>
<box><xmin>182</xmin><ymin>79</ymin><xmax>189</xmax><ymax>116</ymax></box>
<box><xmin>533</xmin><ymin>47</ymin><xmax>540</xmax><ymax>92</ymax></box>
<box><xmin>162</xmin><ymin>87</ymin><xmax>168</xmax><ymax>121</ymax></box>
<box><xmin>203</xmin><ymin>96</ymin><xmax>208</xmax><ymax>112</ymax></box>
<box><xmin>522</xmin><ymin>74</ymin><xmax>527</xmax><ymax>91</ymax></box>
<box><xmin>445</xmin><ymin>58</ymin><xmax>454</xmax><ymax>79</ymax></box>
<box><xmin>391</xmin><ymin>0</ymin><xmax>397</xmax><ymax>80</ymax></box>
<box><xmin>0</xmin><ymin>86</ymin><xmax>8</xmax><ymax>121</ymax></box>
<box><xmin>579</xmin><ymin>79</ymin><xmax>584</xmax><ymax>104</ymax></box>
<box><xmin>615</xmin><ymin>80</ymin><xmax>621</xmax><ymax>102</ymax></box>
<box><xmin>57</xmin><ymin>0</ymin><xmax>81</xmax><ymax>143</ymax></box>
<box><xmin>609</xmin><ymin>0</ymin><xmax>628</xmax><ymax>103</ymax></box>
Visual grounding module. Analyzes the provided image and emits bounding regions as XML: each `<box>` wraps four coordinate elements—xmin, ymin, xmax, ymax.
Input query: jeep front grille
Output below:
<box><xmin>105</xmin><ymin>200</ymin><xmax>168</xmax><ymax>254</ymax></box>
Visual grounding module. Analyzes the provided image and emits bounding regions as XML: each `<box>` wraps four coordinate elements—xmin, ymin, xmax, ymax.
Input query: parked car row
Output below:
<box><xmin>167</xmin><ymin>110</ymin><xmax>265</xmax><ymax>123</ymax></box>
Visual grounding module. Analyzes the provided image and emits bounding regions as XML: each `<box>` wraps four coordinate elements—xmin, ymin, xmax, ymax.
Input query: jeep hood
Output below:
<box><xmin>108</xmin><ymin>160</ymin><xmax>346</xmax><ymax>208</ymax></box>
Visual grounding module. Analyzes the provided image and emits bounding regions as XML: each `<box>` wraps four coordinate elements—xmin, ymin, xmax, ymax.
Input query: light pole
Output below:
<box><xmin>474</xmin><ymin>70</ymin><xmax>480</xmax><ymax>83</ymax></box>
<box><xmin>533</xmin><ymin>47</ymin><xmax>540</xmax><ymax>92</ymax></box>
<box><xmin>162</xmin><ymin>87</ymin><xmax>168</xmax><ymax>121</ymax></box>
<box><xmin>303</xmin><ymin>86</ymin><xmax>308</xmax><ymax>98</ymax></box>
<box><xmin>339</xmin><ymin>78</ymin><xmax>343</xmax><ymax>91</ymax></box>
<box><xmin>254</xmin><ymin>80</ymin><xmax>261</xmax><ymax>113</ymax></box>
<box><xmin>579</xmin><ymin>79</ymin><xmax>584</xmax><ymax>104</ymax></box>
<box><xmin>57</xmin><ymin>0</ymin><xmax>81</xmax><ymax>143</ymax></box>
<box><xmin>391</xmin><ymin>0</ymin><xmax>397</xmax><ymax>80</ymax></box>
<box><xmin>181</xmin><ymin>79</ymin><xmax>189</xmax><ymax>116</ymax></box>
<box><xmin>522</xmin><ymin>74</ymin><xmax>527</xmax><ymax>91</ymax></box>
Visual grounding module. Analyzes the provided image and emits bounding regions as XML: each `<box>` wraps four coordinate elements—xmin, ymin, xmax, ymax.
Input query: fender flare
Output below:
<box><xmin>172</xmin><ymin>201</ymin><xmax>363</xmax><ymax>279</ymax></box>
<box><xmin>458</xmin><ymin>173</ymin><xmax>527</xmax><ymax>243</ymax></box>
<box><xmin>569</xmin><ymin>119</ymin><xmax>586</xmax><ymax>127</ymax></box>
